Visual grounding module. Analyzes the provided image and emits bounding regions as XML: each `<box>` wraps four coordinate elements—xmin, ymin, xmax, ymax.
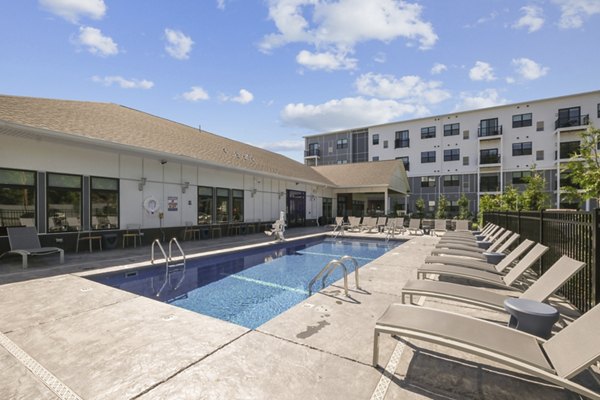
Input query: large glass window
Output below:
<box><xmin>443</xmin><ymin>123</ymin><xmax>460</xmax><ymax>136</ymax></box>
<box><xmin>512</xmin><ymin>142</ymin><xmax>533</xmax><ymax>156</ymax></box>
<box><xmin>512</xmin><ymin>171</ymin><xmax>531</xmax><ymax>184</ymax></box>
<box><xmin>47</xmin><ymin>173</ymin><xmax>81</xmax><ymax>232</ymax></box>
<box><xmin>420</xmin><ymin>176</ymin><xmax>436</xmax><ymax>188</ymax></box>
<box><xmin>512</xmin><ymin>113</ymin><xmax>532</xmax><ymax>128</ymax></box>
<box><xmin>443</xmin><ymin>175</ymin><xmax>460</xmax><ymax>187</ymax></box>
<box><xmin>480</xmin><ymin>174</ymin><xmax>500</xmax><ymax>192</ymax></box>
<box><xmin>480</xmin><ymin>149</ymin><xmax>500</xmax><ymax>164</ymax></box>
<box><xmin>198</xmin><ymin>186</ymin><xmax>213</xmax><ymax>224</ymax></box>
<box><xmin>0</xmin><ymin>168</ymin><xmax>36</xmax><ymax>228</ymax></box>
<box><xmin>322</xmin><ymin>197</ymin><xmax>333</xmax><ymax>224</ymax></box>
<box><xmin>559</xmin><ymin>141</ymin><xmax>580</xmax><ymax>159</ymax></box>
<box><xmin>421</xmin><ymin>151</ymin><xmax>436</xmax><ymax>163</ymax></box>
<box><xmin>394</xmin><ymin>130</ymin><xmax>409</xmax><ymax>148</ymax></box>
<box><xmin>372</xmin><ymin>134</ymin><xmax>379</xmax><ymax>145</ymax></box>
<box><xmin>216</xmin><ymin>188</ymin><xmax>230</xmax><ymax>223</ymax></box>
<box><xmin>443</xmin><ymin>149</ymin><xmax>460</xmax><ymax>161</ymax></box>
<box><xmin>336</xmin><ymin>138</ymin><xmax>348</xmax><ymax>149</ymax></box>
<box><xmin>421</xmin><ymin>126</ymin><xmax>436</xmax><ymax>139</ymax></box>
<box><xmin>479</xmin><ymin>118</ymin><xmax>501</xmax><ymax>137</ymax></box>
<box><xmin>90</xmin><ymin>177</ymin><xmax>119</xmax><ymax>229</ymax></box>
<box><xmin>232</xmin><ymin>189</ymin><xmax>244</xmax><ymax>221</ymax></box>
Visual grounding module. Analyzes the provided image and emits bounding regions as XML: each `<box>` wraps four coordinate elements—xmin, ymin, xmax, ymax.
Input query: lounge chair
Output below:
<box><xmin>360</xmin><ymin>217</ymin><xmax>377</xmax><ymax>233</ymax></box>
<box><xmin>417</xmin><ymin>243</ymin><xmax>549</xmax><ymax>289</ymax></box>
<box><xmin>453</xmin><ymin>219</ymin><xmax>470</xmax><ymax>232</ymax></box>
<box><xmin>407</xmin><ymin>219</ymin><xmax>423</xmax><ymax>235</ymax></box>
<box><xmin>403</xmin><ymin>255</ymin><xmax>585</xmax><ymax>312</ymax></box>
<box><xmin>373</xmin><ymin>302</ymin><xmax>600</xmax><ymax>400</ymax></box>
<box><xmin>347</xmin><ymin>216</ymin><xmax>361</xmax><ymax>232</ymax></box>
<box><xmin>424</xmin><ymin>239</ymin><xmax>535</xmax><ymax>273</ymax></box>
<box><xmin>432</xmin><ymin>219</ymin><xmax>447</xmax><ymax>236</ymax></box>
<box><xmin>0</xmin><ymin>227</ymin><xmax>64</xmax><ymax>268</ymax></box>
<box><xmin>430</xmin><ymin>232</ymin><xmax>520</xmax><ymax>261</ymax></box>
<box><xmin>434</xmin><ymin>229</ymin><xmax>514</xmax><ymax>253</ymax></box>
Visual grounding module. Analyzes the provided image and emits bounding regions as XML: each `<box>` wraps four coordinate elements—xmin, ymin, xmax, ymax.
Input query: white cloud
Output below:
<box><xmin>260</xmin><ymin>0</ymin><xmax>438</xmax><ymax>70</ymax></box>
<box><xmin>455</xmin><ymin>89</ymin><xmax>508</xmax><ymax>111</ymax></box>
<box><xmin>223</xmin><ymin>89</ymin><xmax>255</xmax><ymax>104</ymax></box>
<box><xmin>39</xmin><ymin>0</ymin><xmax>106</xmax><ymax>23</ymax></box>
<box><xmin>512</xmin><ymin>57</ymin><xmax>549</xmax><ymax>80</ymax></box>
<box><xmin>506</xmin><ymin>76</ymin><xmax>516</xmax><ymax>84</ymax></box>
<box><xmin>281</xmin><ymin>97</ymin><xmax>428</xmax><ymax>132</ymax></box>
<box><xmin>469</xmin><ymin>61</ymin><xmax>496</xmax><ymax>81</ymax></box>
<box><xmin>164</xmin><ymin>28</ymin><xmax>194</xmax><ymax>60</ymax></box>
<box><xmin>76</xmin><ymin>26</ymin><xmax>118</xmax><ymax>56</ymax></box>
<box><xmin>296</xmin><ymin>50</ymin><xmax>357</xmax><ymax>71</ymax></box>
<box><xmin>374</xmin><ymin>52</ymin><xmax>386</xmax><ymax>63</ymax></box>
<box><xmin>430</xmin><ymin>63</ymin><xmax>447</xmax><ymax>75</ymax></box>
<box><xmin>355</xmin><ymin>73</ymin><xmax>450</xmax><ymax>104</ymax></box>
<box><xmin>217</xmin><ymin>0</ymin><xmax>226</xmax><ymax>10</ymax></box>
<box><xmin>464</xmin><ymin>11</ymin><xmax>499</xmax><ymax>28</ymax></box>
<box><xmin>554</xmin><ymin>0</ymin><xmax>600</xmax><ymax>28</ymax></box>
<box><xmin>259</xmin><ymin>140</ymin><xmax>305</xmax><ymax>152</ymax></box>
<box><xmin>513</xmin><ymin>5</ymin><xmax>544</xmax><ymax>32</ymax></box>
<box><xmin>182</xmin><ymin>86</ymin><xmax>209</xmax><ymax>101</ymax></box>
<box><xmin>92</xmin><ymin>76</ymin><xmax>154</xmax><ymax>89</ymax></box>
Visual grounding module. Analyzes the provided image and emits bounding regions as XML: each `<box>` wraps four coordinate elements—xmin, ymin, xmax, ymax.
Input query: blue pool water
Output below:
<box><xmin>89</xmin><ymin>237</ymin><xmax>400</xmax><ymax>329</ymax></box>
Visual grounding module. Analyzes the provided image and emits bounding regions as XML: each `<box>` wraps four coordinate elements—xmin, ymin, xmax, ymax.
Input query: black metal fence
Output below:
<box><xmin>484</xmin><ymin>209</ymin><xmax>600</xmax><ymax>313</ymax></box>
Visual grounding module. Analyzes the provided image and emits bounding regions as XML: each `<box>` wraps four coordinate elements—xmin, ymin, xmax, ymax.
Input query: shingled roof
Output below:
<box><xmin>312</xmin><ymin>160</ymin><xmax>409</xmax><ymax>193</ymax></box>
<box><xmin>0</xmin><ymin>95</ymin><xmax>333</xmax><ymax>185</ymax></box>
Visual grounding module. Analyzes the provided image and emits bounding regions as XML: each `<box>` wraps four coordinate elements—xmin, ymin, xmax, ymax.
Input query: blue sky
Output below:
<box><xmin>1</xmin><ymin>0</ymin><xmax>599</xmax><ymax>162</ymax></box>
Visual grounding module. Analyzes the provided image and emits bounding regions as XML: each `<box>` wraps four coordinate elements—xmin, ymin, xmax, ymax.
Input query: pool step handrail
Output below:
<box><xmin>321</xmin><ymin>255</ymin><xmax>360</xmax><ymax>290</ymax></box>
<box><xmin>308</xmin><ymin>259</ymin><xmax>348</xmax><ymax>297</ymax></box>
<box><xmin>151</xmin><ymin>238</ymin><xmax>187</xmax><ymax>297</ymax></box>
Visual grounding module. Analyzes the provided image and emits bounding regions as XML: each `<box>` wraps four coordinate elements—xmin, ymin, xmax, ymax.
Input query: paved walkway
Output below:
<box><xmin>0</xmin><ymin>227</ymin><xmax>597</xmax><ymax>399</ymax></box>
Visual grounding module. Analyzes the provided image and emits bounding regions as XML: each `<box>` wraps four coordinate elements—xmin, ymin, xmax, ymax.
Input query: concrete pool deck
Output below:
<box><xmin>0</xmin><ymin>227</ymin><xmax>598</xmax><ymax>399</ymax></box>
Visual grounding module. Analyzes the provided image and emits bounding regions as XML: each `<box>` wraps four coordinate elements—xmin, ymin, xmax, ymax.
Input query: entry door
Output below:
<box><xmin>286</xmin><ymin>190</ymin><xmax>306</xmax><ymax>227</ymax></box>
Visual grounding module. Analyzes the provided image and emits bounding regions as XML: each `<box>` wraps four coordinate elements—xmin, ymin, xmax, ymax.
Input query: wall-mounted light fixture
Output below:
<box><xmin>138</xmin><ymin>177</ymin><xmax>147</xmax><ymax>191</ymax></box>
<box><xmin>251</xmin><ymin>188</ymin><xmax>257</xmax><ymax>197</ymax></box>
<box><xmin>181</xmin><ymin>181</ymin><xmax>190</xmax><ymax>193</ymax></box>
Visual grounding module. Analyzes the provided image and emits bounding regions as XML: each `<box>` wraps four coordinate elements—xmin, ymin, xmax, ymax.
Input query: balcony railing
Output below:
<box><xmin>403</xmin><ymin>162</ymin><xmax>410</xmax><ymax>171</ymax></box>
<box><xmin>394</xmin><ymin>138</ymin><xmax>410</xmax><ymax>148</ymax></box>
<box><xmin>304</xmin><ymin>148</ymin><xmax>321</xmax><ymax>157</ymax></box>
<box><xmin>479</xmin><ymin>155</ymin><xmax>501</xmax><ymax>165</ymax></box>
<box><xmin>480</xmin><ymin>185</ymin><xmax>500</xmax><ymax>192</ymax></box>
<box><xmin>478</xmin><ymin>125</ymin><xmax>503</xmax><ymax>137</ymax></box>
<box><xmin>555</xmin><ymin>114</ymin><xmax>589</xmax><ymax>129</ymax></box>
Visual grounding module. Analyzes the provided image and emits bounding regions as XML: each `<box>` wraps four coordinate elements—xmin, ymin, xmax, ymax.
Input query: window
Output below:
<box><xmin>480</xmin><ymin>174</ymin><xmax>500</xmax><ymax>192</ymax></box>
<box><xmin>443</xmin><ymin>175</ymin><xmax>460</xmax><ymax>186</ymax></box>
<box><xmin>198</xmin><ymin>186</ymin><xmax>213</xmax><ymax>224</ymax></box>
<box><xmin>383</xmin><ymin>140</ymin><xmax>388</xmax><ymax>149</ymax></box>
<box><xmin>536</xmin><ymin>121</ymin><xmax>544</xmax><ymax>131</ymax></box>
<box><xmin>421</xmin><ymin>151</ymin><xmax>436</xmax><ymax>163</ymax></box>
<box><xmin>396</xmin><ymin>156</ymin><xmax>409</xmax><ymax>171</ymax></box>
<box><xmin>307</xmin><ymin>142</ymin><xmax>320</xmax><ymax>157</ymax></box>
<box><xmin>560</xmin><ymin>141</ymin><xmax>580</xmax><ymax>159</ymax></box>
<box><xmin>512</xmin><ymin>113</ymin><xmax>532</xmax><ymax>128</ymax></box>
<box><xmin>421</xmin><ymin>176</ymin><xmax>436</xmax><ymax>188</ymax></box>
<box><xmin>47</xmin><ymin>173</ymin><xmax>81</xmax><ymax>232</ymax></box>
<box><xmin>394</xmin><ymin>130</ymin><xmax>409</xmax><ymax>148</ymax></box>
<box><xmin>322</xmin><ymin>198</ymin><xmax>333</xmax><ymax>222</ymax></box>
<box><xmin>443</xmin><ymin>148</ymin><xmax>460</xmax><ymax>161</ymax></box>
<box><xmin>232</xmin><ymin>189</ymin><xmax>244</xmax><ymax>221</ymax></box>
<box><xmin>443</xmin><ymin>123</ymin><xmax>460</xmax><ymax>136</ymax></box>
<box><xmin>421</xmin><ymin>126</ymin><xmax>436</xmax><ymax>139</ymax></box>
<box><xmin>372</xmin><ymin>134</ymin><xmax>379</xmax><ymax>145</ymax></box>
<box><xmin>447</xmin><ymin>200</ymin><xmax>459</xmax><ymax>214</ymax></box>
<box><xmin>216</xmin><ymin>188</ymin><xmax>230</xmax><ymax>223</ymax></box>
<box><xmin>90</xmin><ymin>177</ymin><xmax>119</xmax><ymax>229</ymax></box>
<box><xmin>336</xmin><ymin>138</ymin><xmax>348</xmax><ymax>149</ymax></box>
<box><xmin>463</xmin><ymin>156</ymin><xmax>469</xmax><ymax>166</ymax></box>
<box><xmin>372</xmin><ymin>156</ymin><xmax>379</xmax><ymax>161</ymax></box>
<box><xmin>480</xmin><ymin>149</ymin><xmax>500</xmax><ymax>164</ymax></box>
<box><xmin>512</xmin><ymin>142</ymin><xmax>532</xmax><ymax>156</ymax></box>
<box><xmin>512</xmin><ymin>171</ymin><xmax>531</xmax><ymax>184</ymax></box>
<box><xmin>463</xmin><ymin>130</ymin><xmax>470</xmax><ymax>140</ymax></box>
<box><xmin>536</xmin><ymin>150</ymin><xmax>544</xmax><ymax>161</ymax></box>
<box><xmin>336</xmin><ymin>159</ymin><xmax>348</xmax><ymax>164</ymax></box>
<box><xmin>479</xmin><ymin>118</ymin><xmax>501</xmax><ymax>137</ymax></box>
<box><xmin>0</xmin><ymin>168</ymin><xmax>36</xmax><ymax>228</ymax></box>
<box><xmin>556</xmin><ymin>106</ymin><xmax>582</xmax><ymax>128</ymax></box>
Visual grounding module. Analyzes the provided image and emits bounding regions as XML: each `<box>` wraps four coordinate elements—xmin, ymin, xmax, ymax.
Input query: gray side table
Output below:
<box><xmin>504</xmin><ymin>298</ymin><xmax>559</xmax><ymax>339</ymax></box>
<box><xmin>483</xmin><ymin>251</ymin><xmax>506</xmax><ymax>265</ymax></box>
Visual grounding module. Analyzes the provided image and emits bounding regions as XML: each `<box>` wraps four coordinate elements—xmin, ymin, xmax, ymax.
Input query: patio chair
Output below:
<box><xmin>402</xmin><ymin>255</ymin><xmax>586</xmax><ymax>313</ymax></box>
<box><xmin>453</xmin><ymin>219</ymin><xmax>470</xmax><ymax>232</ymax></box>
<box><xmin>0</xmin><ymin>227</ymin><xmax>64</xmax><ymax>268</ymax></box>
<box><xmin>417</xmin><ymin>243</ymin><xmax>549</xmax><ymax>289</ymax></box>
<box><xmin>360</xmin><ymin>217</ymin><xmax>377</xmax><ymax>233</ymax></box>
<box><xmin>19</xmin><ymin>217</ymin><xmax>35</xmax><ymax>227</ymax></box>
<box><xmin>183</xmin><ymin>221</ymin><xmax>200</xmax><ymax>241</ymax></box>
<box><xmin>424</xmin><ymin>239</ymin><xmax>535</xmax><ymax>272</ymax></box>
<box><xmin>123</xmin><ymin>224</ymin><xmax>142</xmax><ymax>248</ymax></box>
<box><xmin>373</xmin><ymin>302</ymin><xmax>600</xmax><ymax>400</ymax></box>
<box><xmin>437</xmin><ymin>227</ymin><xmax>507</xmax><ymax>249</ymax></box>
<box><xmin>430</xmin><ymin>231</ymin><xmax>519</xmax><ymax>261</ymax></box>
<box><xmin>347</xmin><ymin>216</ymin><xmax>361</xmax><ymax>232</ymax></box>
<box><xmin>432</xmin><ymin>219</ymin><xmax>447</xmax><ymax>236</ymax></box>
<box><xmin>332</xmin><ymin>217</ymin><xmax>346</xmax><ymax>235</ymax></box>
<box><xmin>407</xmin><ymin>218</ymin><xmax>423</xmax><ymax>235</ymax></box>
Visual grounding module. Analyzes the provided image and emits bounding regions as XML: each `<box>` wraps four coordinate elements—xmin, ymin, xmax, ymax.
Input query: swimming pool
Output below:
<box><xmin>89</xmin><ymin>237</ymin><xmax>400</xmax><ymax>329</ymax></box>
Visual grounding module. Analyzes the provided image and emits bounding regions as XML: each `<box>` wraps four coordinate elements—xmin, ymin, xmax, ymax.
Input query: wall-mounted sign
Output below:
<box><xmin>167</xmin><ymin>196</ymin><xmax>178</xmax><ymax>211</ymax></box>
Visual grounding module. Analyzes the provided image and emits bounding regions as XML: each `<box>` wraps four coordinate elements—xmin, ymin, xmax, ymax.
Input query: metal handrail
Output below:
<box><xmin>328</xmin><ymin>255</ymin><xmax>360</xmax><ymax>290</ymax></box>
<box><xmin>308</xmin><ymin>259</ymin><xmax>348</xmax><ymax>296</ymax></box>
<box><xmin>152</xmin><ymin>238</ymin><xmax>187</xmax><ymax>297</ymax></box>
<box><xmin>151</xmin><ymin>238</ymin><xmax>168</xmax><ymax>264</ymax></box>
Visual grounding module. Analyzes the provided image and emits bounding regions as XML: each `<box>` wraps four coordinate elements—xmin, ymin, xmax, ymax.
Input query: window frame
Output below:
<box><xmin>336</xmin><ymin>138</ymin><xmax>348</xmax><ymax>149</ymax></box>
<box><xmin>372</xmin><ymin>134</ymin><xmax>379</xmax><ymax>145</ymax></box>
<box><xmin>394</xmin><ymin>130</ymin><xmax>409</xmax><ymax>148</ymax></box>
<box><xmin>512</xmin><ymin>113</ymin><xmax>533</xmax><ymax>128</ymax></box>
<box><xmin>90</xmin><ymin>176</ymin><xmax>119</xmax><ymax>230</ymax></box>
<box><xmin>443</xmin><ymin>123</ymin><xmax>460</xmax><ymax>136</ymax></box>
<box><xmin>420</xmin><ymin>176</ymin><xmax>436</xmax><ymax>188</ymax></box>
<box><xmin>443</xmin><ymin>175</ymin><xmax>460</xmax><ymax>187</ymax></box>
<box><xmin>198</xmin><ymin>186</ymin><xmax>214</xmax><ymax>224</ymax></box>
<box><xmin>443</xmin><ymin>148</ymin><xmax>460</xmax><ymax>161</ymax></box>
<box><xmin>512</xmin><ymin>141</ymin><xmax>533</xmax><ymax>156</ymax></box>
<box><xmin>0</xmin><ymin>168</ymin><xmax>37</xmax><ymax>228</ymax></box>
<box><xmin>421</xmin><ymin>126</ymin><xmax>436</xmax><ymax>139</ymax></box>
<box><xmin>421</xmin><ymin>151</ymin><xmax>436</xmax><ymax>163</ymax></box>
<box><xmin>512</xmin><ymin>171</ymin><xmax>532</xmax><ymax>185</ymax></box>
<box><xmin>47</xmin><ymin>172</ymin><xmax>82</xmax><ymax>232</ymax></box>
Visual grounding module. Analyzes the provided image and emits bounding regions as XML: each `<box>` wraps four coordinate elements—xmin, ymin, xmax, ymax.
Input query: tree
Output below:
<box><xmin>501</xmin><ymin>185</ymin><xmax>522</xmax><ymax>211</ymax></box>
<box><xmin>478</xmin><ymin>193</ymin><xmax>501</xmax><ymax>226</ymax></box>
<box><xmin>435</xmin><ymin>194</ymin><xmax>448</xmax><ymax>219</ymax></box>
<box><xmin>415</xmin><ymin>197</ymin><xmax>425</xmax><ymax>219</ymax></box>
<box><xmin>521</xmin><ymin>166</ymin><xmax>549</xmax><ymax>211</ymax></box>
<box><xmin>458</xmin><ymin>193</ymin><xmax>470</xmax><ymax>220</ymax></box>
<box><xmin>561</xmin><ymin>125</ymin><xmax>600</xmax><ymax>206</ymax></box>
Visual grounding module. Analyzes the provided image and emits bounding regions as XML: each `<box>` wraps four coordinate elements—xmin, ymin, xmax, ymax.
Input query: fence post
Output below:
<box><xmin>593</xmin><ymin>208</ymin><xmax>599</xmax><ymax>307</ymax></box>
<box><xmin>517</xmin><ymin>209</ymin><xmax>521</xmax><ymax>237</ymax></box>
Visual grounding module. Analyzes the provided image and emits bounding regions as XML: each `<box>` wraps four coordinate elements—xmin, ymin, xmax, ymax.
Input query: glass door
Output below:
<box><xmin>286</xmin><ymin>190</ymin><xmax>306</xmax><ymax>227</ymax></box>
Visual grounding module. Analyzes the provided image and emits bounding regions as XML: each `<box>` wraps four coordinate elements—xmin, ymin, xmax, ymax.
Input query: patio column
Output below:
<box><xmin>384</xmin><ymin>189</ymin><xmax>389</xmax><ymax>214</ymax></box>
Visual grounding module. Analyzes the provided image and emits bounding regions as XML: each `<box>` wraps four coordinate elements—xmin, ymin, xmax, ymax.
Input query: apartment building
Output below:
<box><xmin>304</xmin><ymin>90</ymin><xmax>600</xmax><ymax>216</ymax></box>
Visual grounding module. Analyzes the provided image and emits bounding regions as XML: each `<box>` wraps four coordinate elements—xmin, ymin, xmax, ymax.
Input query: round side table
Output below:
<box><xmin>503</xmin><ymin>298</ymin><xmax>559</xmax><ymax>339</ymax></box>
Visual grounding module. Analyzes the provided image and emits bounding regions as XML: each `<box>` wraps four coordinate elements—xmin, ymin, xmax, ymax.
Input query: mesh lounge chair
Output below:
<box><xmin>360</xmin><ymin>217</ymin><xmax>377</xmax><ymax>233</ymax></box>
<box><xmin>407</xmin><ymin>218</ymin><xmax>423</xmax><ymax>235</ymax></box>
<box><xmin>453</xmin><ymin>219</ymin><xmax>470</xmax><ymax>232</ymax></box>
<box><xmin>373</xmin><ymin>302</ymin><xmax>600</xmax><ymax>400</ymax></box>
<box><xmin>432</xmin><ymin>219</ymin><xmax>447</xmax><ymax>236</ymax></box>
<box><xmin>434</xmin><ymin>229</ymin><xmax>514</xmax><ymax>253</ymax></box>
<box><xmin>403</xmin><ymin>255</ymin><xmax>585</xmax><ymax>312</ymax></box>
<box><xmin>424</xmin><ymin>239</ymin><xmax>535</xmax><ymax>273</ymax></box>
<box><xmin>0</xmin><ymin>227</ymin><xmax>64</xmax><ymax>269</ymax></box>
<box><xmin>417</xmin><ymin>243</ymin><xmax>549</xmax><ymax>289</ymax></box>
<box><xmin>430</xmin><ymin>232</ymin><xmax>520</xmax><ymax>261</ymax></box>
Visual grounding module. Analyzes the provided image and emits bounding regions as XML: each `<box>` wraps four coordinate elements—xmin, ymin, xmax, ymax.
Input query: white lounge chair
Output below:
<box><xmin>0</xmin><ymin>227</ymin><xmax>64</xmax><ymax>268</ymax></box>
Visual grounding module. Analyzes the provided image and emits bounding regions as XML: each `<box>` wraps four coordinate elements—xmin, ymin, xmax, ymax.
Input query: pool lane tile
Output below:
<box><xmin>138</xmin><ymin>331</ymin><xmax>383</xmax><ymax>400</ymax></box>
<box><xmin>6</xmin><ymin>295</ymin><xmax>248</xmax><ymax>400</ymax></box>
<box><xmin>0</xmin><ymin>274</ymin><xmax>137</xmax><ymax>333</ymax></box>
<box><xmin>0</xmin><ymin>344</ymin><xmax>58</xmax><ymax>400</ymax></box>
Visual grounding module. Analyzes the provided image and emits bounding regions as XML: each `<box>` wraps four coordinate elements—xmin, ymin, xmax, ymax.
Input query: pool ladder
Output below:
<box><xmin>308</xmin><ymin>255</ymin><xmax>360</xmax><ymax>297</ymax></box>
<box><xmin>151</xmin><ymin>238</ymin><xmax>187</xmax><ymax>297</ymax></box>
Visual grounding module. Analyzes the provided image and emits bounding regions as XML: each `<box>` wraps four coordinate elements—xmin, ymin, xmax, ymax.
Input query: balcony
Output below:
<box><xmin>555</xmin><ymin>114</ymin><xmax>589</xmax><ymax>130</ymax></box>
<box><xmin>402</xmin><ymin>162</ymin><xmax>410</xmax><ymax>171</ymax></box>
<box><xmin>304</xmin><ymin>148</ymin><xmax>321</xmax><ymax>158</ymax></box>
<box><xmin>394</xmin><ymin>138</ymin><xmax>410</xmax><ymax>148</ymax></box>
<box><xmin>478</xmin><ymin>125</ymin><xmax>503</xmax><ymax>138</ymax></box>
<box><xmin>479</xmin><ymin>155</ymin><xmax>501</xmax><ymax>165</ymax></box>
